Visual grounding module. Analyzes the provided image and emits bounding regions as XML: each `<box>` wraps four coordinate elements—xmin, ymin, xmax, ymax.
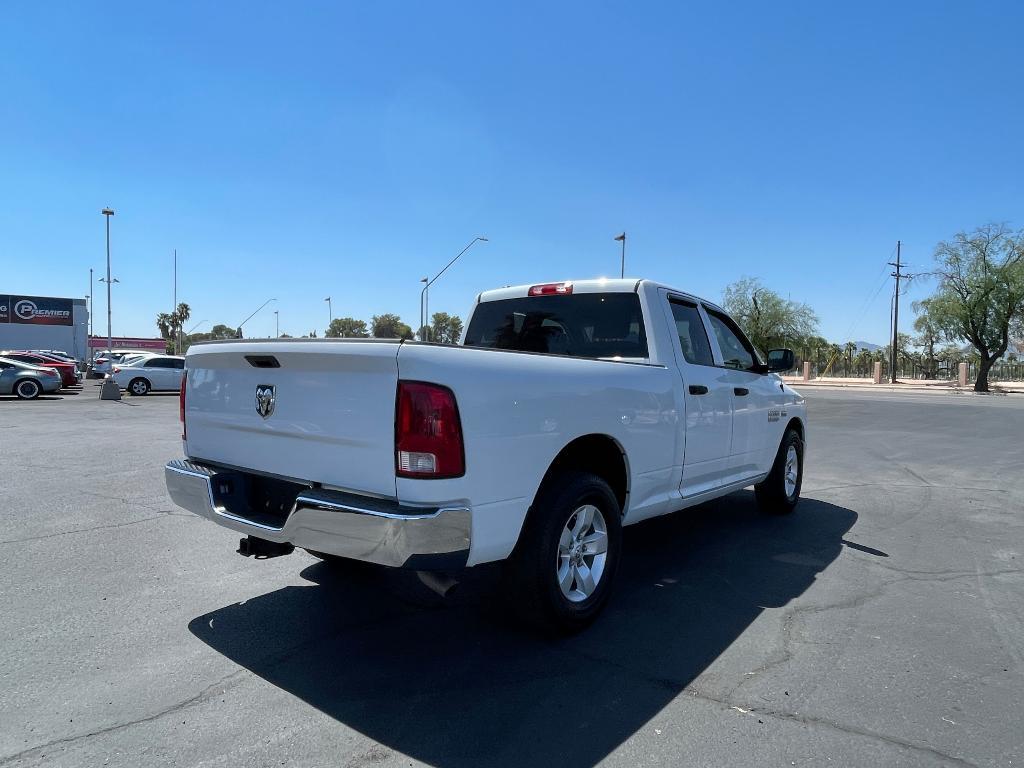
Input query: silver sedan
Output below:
<box><xmin>0</xmin><ymin>356</ymin><xmax>63</xmax><ymax>399</ymax></box>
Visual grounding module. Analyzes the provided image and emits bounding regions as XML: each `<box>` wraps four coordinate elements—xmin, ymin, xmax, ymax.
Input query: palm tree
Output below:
<box><xmin>844</xmin><ymin>342</ymin><xmax>857</xmax><ymax>376</ymax></box>
<box><xmin>855</xmin><ymin>349</ymin><xmax>872</xmax><ymax>377</ymax></box>
<box><xmin>156</xmin><ymin>312</ymin><xmax>173</xmax><ymax>352</ymax></box>
<box><xmin>172</xmin><ymin>303</ymin><xmax>191</xmax><ymax>354</ymax></box>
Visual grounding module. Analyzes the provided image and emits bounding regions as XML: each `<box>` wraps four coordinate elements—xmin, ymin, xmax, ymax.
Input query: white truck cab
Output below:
<box><xmin>165</xmin><ymin>279</ymin><xmax>806</xmax><ymax>630</ymax></box>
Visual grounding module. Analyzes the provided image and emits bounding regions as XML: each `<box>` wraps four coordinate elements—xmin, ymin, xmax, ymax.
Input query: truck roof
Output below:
<box><xmin>476</xmin><ymin>278</ymin><xmax>725</xmax><ymax>314</ymax></box>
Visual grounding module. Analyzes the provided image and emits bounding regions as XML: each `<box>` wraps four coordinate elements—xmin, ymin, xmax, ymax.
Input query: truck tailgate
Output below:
<box><xmin>183</xmin><ymin>341</ymin><xmax>400</xmax><ymax>497</ymax></box>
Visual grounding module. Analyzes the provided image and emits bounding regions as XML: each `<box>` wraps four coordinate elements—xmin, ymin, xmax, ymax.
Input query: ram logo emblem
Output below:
<box><xmin>255</xmin><ymin>384</ymin><xmax>276</xmax><ymax>419</ymax></box>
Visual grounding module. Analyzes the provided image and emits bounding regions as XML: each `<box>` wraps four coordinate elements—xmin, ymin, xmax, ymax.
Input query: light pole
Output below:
<box><xmin>325</xmin><ymin>297</ymin><xmax>332</xmax><ymax>330</ymax></box>
<box><xmin>237</xmin><ymin>298</ymin><xmax>276</xmax><ymax>337</ymax></box>
<box><xmin>173</xmin><ymin>248</ymin><xmax>180</xmax><ymax>354</ymax></box>
<box><xmin>419</xmin><ymin>277</ymin><xmax>429</xmax><ymax>340</ymax></box>
<box><xmin>421</xmin><ymin>237</ymin><xmax>488</xmax><ymax>342</ymax></box>
<box><xmin>88</xmin><ymin>268</ymin><xmax>94</xmax><ymax>340</ymax></box>
<box><xmin>101</xmin><ymin>208</ymin><xmax>115</xmax><ymax>352</ymax></box>
<box><xmin>274</xmin><ymin>310</ymin><xmax>279</xmax><ymax>338</ymax></box>
<box><xmin>614</xmin><ymin>232</ymin><xmax>626</xmax><ymax>278</ymax></box>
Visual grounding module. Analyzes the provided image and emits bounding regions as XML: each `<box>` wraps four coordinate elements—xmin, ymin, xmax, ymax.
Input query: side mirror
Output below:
<box><xmin>766</xmin><ymin>348</ymin><xmax>795</xmax><ymax>373</ymax></box>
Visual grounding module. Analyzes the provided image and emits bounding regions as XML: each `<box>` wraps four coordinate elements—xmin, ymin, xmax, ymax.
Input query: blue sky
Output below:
<box><xmin>2</xmin><ymin>2</ymin><xmax>1022</xmax><ymax>343</ymax></box>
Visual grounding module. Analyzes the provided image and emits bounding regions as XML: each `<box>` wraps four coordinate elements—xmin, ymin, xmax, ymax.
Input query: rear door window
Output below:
<box><xmin>464</xmin><ymin>293</ymin><xmax>648</xmax><ymax>358</ymax></box>
<box><xmin>668</xmin><ymin>299</ymin><xmax>715</xmax><ymax>366</ymax></box>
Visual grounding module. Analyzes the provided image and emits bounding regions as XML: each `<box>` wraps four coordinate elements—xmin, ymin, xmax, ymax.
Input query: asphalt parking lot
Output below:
<box><xmin>1</xmin><ymin>385</ymin><xmax>1022</xmax><ymax>767</ymax></box>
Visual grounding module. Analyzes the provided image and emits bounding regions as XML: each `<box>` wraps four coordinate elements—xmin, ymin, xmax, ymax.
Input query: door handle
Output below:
<box><xmin>733</xmin><ymin>387</ymin><xmax>749</xmax><ymax>396</ymax></box>
<box><xmin>688</xmin><ymin>385</ymin><xmax>709</xmax><ymax>395</ymax></box>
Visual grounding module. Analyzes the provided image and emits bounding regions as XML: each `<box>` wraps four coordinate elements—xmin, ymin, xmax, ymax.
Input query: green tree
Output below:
<box><xmin>371</xmin><ymin>313</ymin><xmax>413</xmax><ymax>340</ymax></box>
<box><xmin>722</xmin><ymin>277</ymin><xmax>818</xmax><ymax>354</ymax></box>
<box><xmin>155</xmin><ymin>312</ymin><xmax>173</xmax><ymax>343</ymax></box>
<box><xmin>326</xmin><ymin>317</ymin><xmax>369</xmax><ymax>338</ymax></box>
<box><xmin>844</xmin><ymin>341</ymin><xmax>857</xmax><ymax>376</ymax></box>
<box><xmin>919</xmin><ymin>224</ymin><xmax>1024</xmax><ymax>391</ymax></box>
<box><xmin>180</xmin><ymin>322</ymin><xmax>237</xmax><ymax>353</ymax></box>
<box><xmin>208</xmin><ymin>324</ymin><xmax>238</xmax><ymax>339</ymax></box>
<box><xmin>155</xmin><ymin>303</ymin><xmax>192</xmax><ymax>353</ymax></box>
<box><xmin>855</xmin><ymin>348</ymin><xmax>873</xmax><ymax>377</ymax></box>
<box><xmin>912</xmin><ymin>306</ymin><xmax>943</xmax><ymax>379</ymax></box>
<box><xmin>428</xmin><ymin>312</ymin><xmax>464</xmax><ymax>344</ymax></box>
<box><xmin>884</xmin><ymin>333</ymin><xmax>912</xmax><ymax>376</ymax></box>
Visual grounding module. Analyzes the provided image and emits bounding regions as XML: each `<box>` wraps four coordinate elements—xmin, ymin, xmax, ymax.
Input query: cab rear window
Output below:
<box><xmin>464</xmin><ymin>293</ymin><xmax>648</xmax><ymax>358</ymax></box>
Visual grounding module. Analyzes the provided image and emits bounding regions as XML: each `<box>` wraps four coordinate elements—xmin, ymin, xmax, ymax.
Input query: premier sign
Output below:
<box><xmin>1</xmin><ymin>295</ymin><xmax>74</xmax><ymax>326</ymax></box>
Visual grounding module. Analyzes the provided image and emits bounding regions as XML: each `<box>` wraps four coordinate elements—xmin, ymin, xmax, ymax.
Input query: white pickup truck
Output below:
<box><xmin>166</xmin><ymin>279</ymin><xmax>805</xmax><ymax>629</ymax></box>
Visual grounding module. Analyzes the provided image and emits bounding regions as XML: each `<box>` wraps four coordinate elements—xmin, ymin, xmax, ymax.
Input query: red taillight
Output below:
<box><xmin>96</xmin><ymin>358</ymin><xmax>107</xmax><ymax>364</ymax></box>
<box><xmin>179</xmin><ymin>373</ymin><xmax>187</xmax><ymax>440</ymax></box>
<box><xmin>395</xmin><ymin>381</ymin><xmax>464</xmax><ymax>479</ymax></box>
<box><xmin>528</xmin><ymin>282</ymin><xmax>573</xmax><ymax>296</ymax></box>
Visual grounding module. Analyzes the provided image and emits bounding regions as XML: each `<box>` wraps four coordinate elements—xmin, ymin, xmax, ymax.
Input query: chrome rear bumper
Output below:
<box><xmin>165</xmin><ymin>459</ymin><xmax>471</xmax><ymax>569</ymax></box>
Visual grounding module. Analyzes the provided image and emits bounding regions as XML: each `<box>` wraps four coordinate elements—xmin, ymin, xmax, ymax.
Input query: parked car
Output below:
<box><xmin>0</xmin><ymin>351</ymin><xmax>80</xmax><ymax>388</ymax></box>
<box><xmin>91</xmin><ymin>350</ymin><xmax>157</xmax><ymax>377</ymax></box>
<box><xmin>25</xmin><ymin>349</ymin><xmax>85</xmax><ymax>375</ymax></box>
<box><xmin>110</xmin><ymin>355</ymin><xmax>185</xmax><ymax>395</ymax></box>
<box><xmin>29</xmin><ymin>350</ymin><xmax>83</xmax><ymax>373</ymax></box>
<box><xmin>0</xmin><ymin>356</ymin><xmax>62</xmax><ymax>399</ymax></box>
<box><xmin>164</xmin><ymin>279</ymin><xmax>806</xmax><ymax>630</ymax></box>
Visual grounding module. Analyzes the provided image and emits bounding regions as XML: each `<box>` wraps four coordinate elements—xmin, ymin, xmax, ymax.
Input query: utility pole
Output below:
<box><xmin>889</xmin><ymin>241</ymin><xmax>902</xmax><ymax>384</ymax></box>
<box><xmin>614</xmin><ymin>232</ymin><xmax>626</xmax><ymax>278</ymax></box>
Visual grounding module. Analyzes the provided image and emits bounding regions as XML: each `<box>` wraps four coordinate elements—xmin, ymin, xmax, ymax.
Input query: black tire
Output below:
<box><xmin>14</xmin><ymin>379</ymin><xmax>42</xmax><ymax>400</ymax></box>
<box><xmin>128</xmin><ymin>378</ymin><xmax>150</xmax><ymax>396</ymax></box>
<box><xmin>505</xmin><ymin>471</ymin><xmax>622</xmax><ymax>633</ymax></box>
<box><xmin>755</xmin><ymin>428</ymin><xmax>804</xmax><ymax>514</ymax></box>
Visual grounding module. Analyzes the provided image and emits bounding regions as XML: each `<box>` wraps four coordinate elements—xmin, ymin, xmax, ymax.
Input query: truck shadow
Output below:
<box><xmin>189</xmin><ymin>493</ymin><xmax>855</xmax><ymax>767</ymax></box>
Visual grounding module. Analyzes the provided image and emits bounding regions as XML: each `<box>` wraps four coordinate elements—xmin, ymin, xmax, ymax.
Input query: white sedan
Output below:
<box><xmin>109</xmin><ymin>355</ymin><xmax>185</xmax><ymax>395</ymax></box>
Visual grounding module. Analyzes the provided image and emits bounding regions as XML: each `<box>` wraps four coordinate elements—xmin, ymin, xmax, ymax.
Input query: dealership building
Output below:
<box><xmin>0</xmin><ymin>294</ymin><xmax>89</xmax><ymax>361</ymax></box>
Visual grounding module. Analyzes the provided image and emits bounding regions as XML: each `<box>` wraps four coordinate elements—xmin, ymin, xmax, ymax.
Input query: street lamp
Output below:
<box><xmin>614</xmin><ymin>232</ymin><xmax>626</xmax><ymax>278</ymax></box>
<box><xmin>274</xmin><ymin>310</ymin><xmax>279</xmax><ymax>338</ymax></box>
<box><xmin>101</xmin><ymin>208</ymin><xmax>115</xmax><ymax>352</ymax></box>
<box><xmin>421</xmin><ymin>237</ymin><xmax>488</xmax><ymax>342</ymax></box>
<box><xmin>419</xmin><ymin>277</ymin><xmax>429</xmax><ymax>340</ymax></box>
<box><xmin>325</xmin><ymin>297</ymin><xmax>332</xmax><ymax>329</ymax></box>
<box><xmin>237</xmin><ymin>298</ymin><xmax>277</xmax><ymax>338</ymax></box>
<box><xmin>87</xmin><ymin>268</ymin><xmax>94</xmax><ymax>340</ymax></box>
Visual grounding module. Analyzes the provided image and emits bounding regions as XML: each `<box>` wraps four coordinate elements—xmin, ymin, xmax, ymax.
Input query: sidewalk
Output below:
<box><xmin>781</xmin><ymin>375</ymin><xmax>1024</xmax><ymax>396</ymax></box>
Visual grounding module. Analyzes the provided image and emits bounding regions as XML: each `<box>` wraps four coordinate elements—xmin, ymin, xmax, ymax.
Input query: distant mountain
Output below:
<box><xmin>852</xmin><ymin>340</ymin><xmax>882</xmax><ymax>351</ymax></box>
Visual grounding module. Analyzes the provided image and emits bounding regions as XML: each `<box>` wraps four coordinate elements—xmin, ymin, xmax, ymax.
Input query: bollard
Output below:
<box><xmin>958</xmin><ymin>362</ymin><xmax>968</xmax><ymax>387</ymax></box>
<box><xmin>802</xmin><ymin>361</ymin><xmax>811</xmax><ymax>381</ymax></box>
<box><xmin>99</xmin><ymin>379</ymin><xmax>121</xmax><ymax>400</ymax></box>
<box><xmin>873</xmin><ymin>361</ymin><xmax>882</xmax><ymax>384</ymax></box>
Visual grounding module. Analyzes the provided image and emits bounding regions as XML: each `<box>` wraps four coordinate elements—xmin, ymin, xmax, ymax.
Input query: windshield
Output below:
<box><xmin>463</xmin><ymin>293</ymin><xmax>647</xmax><ymax>359</ymax></box>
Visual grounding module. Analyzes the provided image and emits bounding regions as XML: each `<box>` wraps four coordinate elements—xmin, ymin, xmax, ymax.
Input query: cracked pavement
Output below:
<box><xmin>1</xmin><ymin>385</ymin><xmax>1022</xmax><ymax>766</ymax></box>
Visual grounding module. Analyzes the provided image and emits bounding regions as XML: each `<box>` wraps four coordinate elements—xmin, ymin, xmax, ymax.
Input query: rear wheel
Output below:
<box><xmin>506</xmin><ymin>471</ymin><xmax>622</xmax><ymax>633</ymax></box>
<box><xmin>14</xmin><ymin>379</ymin><xmax>41</xmax><ymax>400</ymax></box>
<box><xmin>755</xmin><ymin>428</ymin><xmax>803</xmax><ymax>514</ymax></box>
<box><xmin>128</xmin><ymin>378</ymin><xmax>150</xmax><ymax>396</ymax></box>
